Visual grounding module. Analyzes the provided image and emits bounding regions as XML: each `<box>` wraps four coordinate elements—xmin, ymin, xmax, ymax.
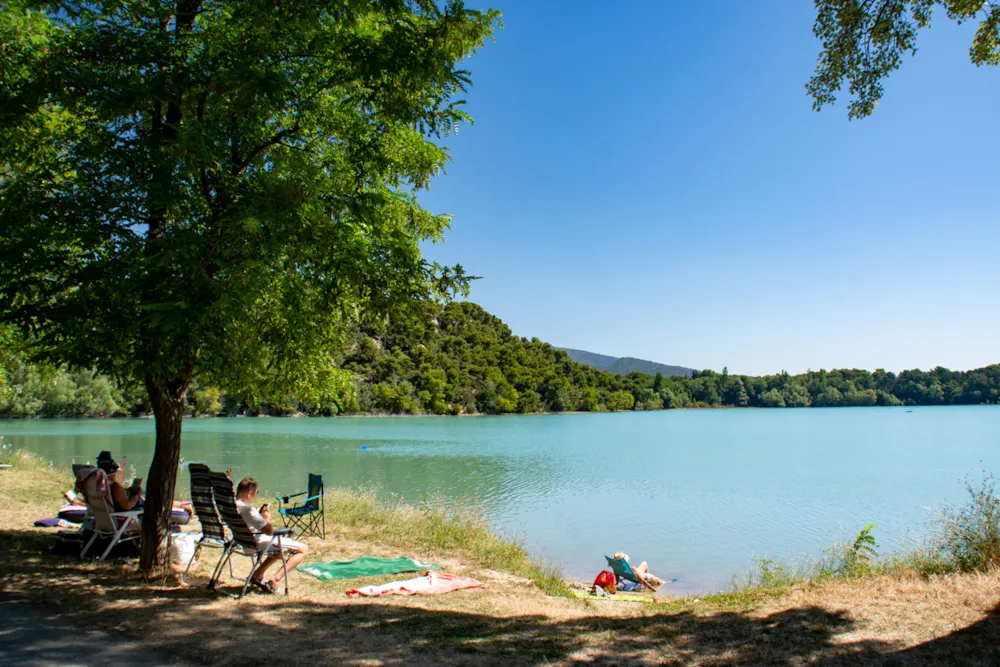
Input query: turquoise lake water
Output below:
<box><xmin>3</xmin><ymin>407</ymin><xmax>998</xmax><ymax>594</ymax></box>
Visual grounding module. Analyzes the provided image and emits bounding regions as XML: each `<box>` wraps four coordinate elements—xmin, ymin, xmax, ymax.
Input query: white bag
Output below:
<box><xmin>169</xmin><ymin>532</ymin><xmax>202</xmax><ymax>566</ymax></box>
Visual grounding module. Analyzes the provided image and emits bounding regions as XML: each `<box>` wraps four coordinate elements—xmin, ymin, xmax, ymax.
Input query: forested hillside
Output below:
<box><xmin>2</xmin><ymin>302</ymin><xmax>998</xmax><ymax>417</ymax></box>
<box><xmin>340</xmin><ymin>302</ymin><xmax>639</xmax><ymax>414</ymax></box>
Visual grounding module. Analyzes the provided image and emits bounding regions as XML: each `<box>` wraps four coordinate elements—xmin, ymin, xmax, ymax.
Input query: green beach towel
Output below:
<box><xmin>298</xmin><ymin>555</ymin><xmax>441</xmax><ymax>581</ymax></box>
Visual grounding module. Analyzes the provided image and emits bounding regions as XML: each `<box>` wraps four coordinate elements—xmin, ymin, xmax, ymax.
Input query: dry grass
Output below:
<box><xmin>1</xmin><ymin>456</ymin><xmax>999</xmax><ymax>666</ymax></box>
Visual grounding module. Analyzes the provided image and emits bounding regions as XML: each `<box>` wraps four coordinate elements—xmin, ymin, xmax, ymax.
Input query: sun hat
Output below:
<box><xmin>96</xmin><ymin>450</ymin><xmax>119</xmax><ymax>475</ymax></box>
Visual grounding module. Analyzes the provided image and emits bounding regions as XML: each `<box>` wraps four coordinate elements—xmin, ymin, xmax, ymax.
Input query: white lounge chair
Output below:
<box><xmin>78</xmin><ymin>467</ymin><xmax>142</xmax><ymax>560</ymax></box>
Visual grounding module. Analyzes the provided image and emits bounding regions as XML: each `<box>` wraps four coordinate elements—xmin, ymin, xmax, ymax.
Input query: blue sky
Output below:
<box><xmin>419</xmin><ymin>0</ymin><xmax>999</xmax><ymax>376</ymax></box>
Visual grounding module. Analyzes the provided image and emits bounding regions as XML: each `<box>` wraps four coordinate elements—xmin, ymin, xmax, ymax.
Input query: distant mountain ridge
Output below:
<box><xmin>558</xmin><ymin>348</ymin><xmax>694</xmax><ymax>377</ymax></box>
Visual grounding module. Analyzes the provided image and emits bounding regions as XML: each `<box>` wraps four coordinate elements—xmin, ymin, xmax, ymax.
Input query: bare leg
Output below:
<box><xmin>252</xmin><ymin>555</ymin><xmax>280</xmax><ymax>582</ymax></box>
<box><xmin>636</xmin><ymin>561</ymin><xmax>665</xmax><ymax>586</ymax></box>
<box><xmin>173</xmin><ymin>500</ymin><xmax>194</xmax><ymax>514</ymax></box>
<box><xmin>270</xmin><ymin>547</ymin><xmax>308</xmax><ymax>585</ymax></box>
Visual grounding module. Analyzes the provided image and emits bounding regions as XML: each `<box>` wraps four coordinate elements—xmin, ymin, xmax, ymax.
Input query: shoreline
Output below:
<box><xmin>1</xmin><ymin>452</ymin><xmax>997</xmax><ymax>665</ymax></box>
<box><xmin>4</xmin><ymin>403</ymin><xmax>985</xmax><ymax>421</ymax></box>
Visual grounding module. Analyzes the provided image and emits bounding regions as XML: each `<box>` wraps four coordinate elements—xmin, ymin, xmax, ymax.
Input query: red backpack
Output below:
<box><xmin>592</xmin><ymin>569</ymin><xmax>616</xmax><ymax>593</ymax></box>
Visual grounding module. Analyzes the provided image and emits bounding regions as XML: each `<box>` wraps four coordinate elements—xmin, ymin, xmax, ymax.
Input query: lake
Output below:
<box><xmin>3</xmin><ymin>406</ymin><xmax>998</xmax><ymax>594</ymax></box>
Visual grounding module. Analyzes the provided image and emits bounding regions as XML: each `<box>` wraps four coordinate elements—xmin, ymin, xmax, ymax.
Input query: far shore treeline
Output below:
<box><xmin>1</xmin><ymin>302</ymin><xmax>998</xmax><ymax>418</ymax></box>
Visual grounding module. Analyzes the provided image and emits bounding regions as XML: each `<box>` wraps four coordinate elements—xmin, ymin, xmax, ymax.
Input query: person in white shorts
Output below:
<box><xmin>235</xmin><ymin>476</ymin><xmax>309</xmax><ymax>594</ymax></box>
<box><xmin>613</xmin><ymin>551</ymin><xmax>666</xmax><ymax>591</ymax></box>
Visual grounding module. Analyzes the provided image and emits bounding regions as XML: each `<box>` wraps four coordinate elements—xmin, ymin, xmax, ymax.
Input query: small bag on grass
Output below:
<box><xmin>592</xmin><ymin>569</ymin><xmax>616</xmax><ymax>594</ymax></box>
<box><xmin>169</xmin><ymin>532</ymin><xmax>201</xmax><ymax>567</ymax></box>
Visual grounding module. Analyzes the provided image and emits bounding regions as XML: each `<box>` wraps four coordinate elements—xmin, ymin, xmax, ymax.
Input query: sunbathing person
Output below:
<box><xmin>96</xmin><ymin>451</ymin><xmax>194</xmax><ymax>515</ymax></box>
<box><xmin>613</xmin><ymin>551</ymin><xmax>666</xmax><ymax>591</ymax></box>
<box><xmin>235</xmin><ymin>476</ymin><xmax>309</xmax><ymax>594</ymax></box>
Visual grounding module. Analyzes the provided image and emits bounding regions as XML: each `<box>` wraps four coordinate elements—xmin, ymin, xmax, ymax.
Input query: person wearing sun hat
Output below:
<box><xmin>613</xmin><ymin>551</ymin><xmax>666</xmax><ymax>591</ymax></box>
<box><xmin>96</xmin><ymin>451</ymin><xmax>193</xmax><ymax>515</ymax></box>
<box><xmin>96</xmin><ymin>451</ymin><xmax>144</xmax><ymax>512</ymax></box>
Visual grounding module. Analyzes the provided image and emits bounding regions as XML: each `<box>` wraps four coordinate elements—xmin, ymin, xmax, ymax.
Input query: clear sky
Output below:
<box><xmin>418</xmin><ymin>0</ymin><xmax>999</xmax><ymax>376</ymax></box>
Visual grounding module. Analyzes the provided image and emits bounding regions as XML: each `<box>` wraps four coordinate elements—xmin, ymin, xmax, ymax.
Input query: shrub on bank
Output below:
<box><xmin>722</xmin><ymin>474</ymin><xmax>1000</xmax><ymax>604</ymax></box>
<box><xmin>936</xmin><ymin>474</ymin><xmax>1000</xmax><ymax>573</ymax></box>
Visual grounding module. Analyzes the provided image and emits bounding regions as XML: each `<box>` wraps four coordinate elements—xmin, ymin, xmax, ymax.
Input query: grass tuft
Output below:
<box><xmin>0</xmin><ymin>441</ymin><xmax>56</xmax><ymax>470</ymax></box>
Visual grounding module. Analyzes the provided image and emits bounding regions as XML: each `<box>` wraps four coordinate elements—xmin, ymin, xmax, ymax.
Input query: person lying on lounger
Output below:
<box><xmin>613</xmin><ymin>552</ymin><xmax>666</xmax><ymax>591</ymax></box>
<box><xmin>235</xmin><ymin>476</ymin><xmax>309</xmax><ymax>594</ymax></box>
<box><xmin>96</xmin><ymin>451</ymin><xmax>194</xmax><ymax>515</ymax></box>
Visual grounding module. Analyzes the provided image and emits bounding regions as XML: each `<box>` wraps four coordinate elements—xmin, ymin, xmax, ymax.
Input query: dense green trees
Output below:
<box><xmin>1</xmin><ymin>1</ymin><xmax>499</xmax><ymax>569</ymax></box>
<box><xmin>3</xmin><ymin>302</ymin><xmax>998</xmax><ymax>417</ymax></box>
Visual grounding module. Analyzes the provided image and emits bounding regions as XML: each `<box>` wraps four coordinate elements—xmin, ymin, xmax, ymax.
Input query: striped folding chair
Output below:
<box><xmin>210</xmin><ymin>472</ymin><xmax>293</xmax><ymax>599</ymax></box>
<box><xmin>184</xmin><ymin>463</ymin><xmax>232</xmax><ymax>587</ymax></box>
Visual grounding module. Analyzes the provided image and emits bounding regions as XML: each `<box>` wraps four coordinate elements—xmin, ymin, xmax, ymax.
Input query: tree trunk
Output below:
<box><xmin>139</xmin><ymin>374</ymin><xmax>189</xmax><ymax>572</ymax></box>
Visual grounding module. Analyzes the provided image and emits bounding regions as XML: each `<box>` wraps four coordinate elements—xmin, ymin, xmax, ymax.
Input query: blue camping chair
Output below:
<box><xmin>605</xmin><ymin>555</ymin><xmax>655</xmax><ymax>591</ymax></box>
<box><xmin>277</xmin><ymin>473</ymin><xmax>325</xmax><ymax>539</ymax></box>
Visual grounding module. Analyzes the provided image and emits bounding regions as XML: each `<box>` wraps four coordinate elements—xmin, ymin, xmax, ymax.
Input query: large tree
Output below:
<box><xmin>0</xmin><ymin>0</ymin><xmax>498</xmax><ymax>570</ymax></box>
<box><xmin>808</xmin><ymin>0</ymin><xmax>999</xmax><ymax>118</ymax></box>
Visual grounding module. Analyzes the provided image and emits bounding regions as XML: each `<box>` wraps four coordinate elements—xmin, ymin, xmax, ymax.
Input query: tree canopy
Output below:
<box><xmin>808</xmin><ymin>0</ymin><xmax>999</xmax><ymax>118</ymax></box>
<box><xmin>0</xmin><ymin>0</ymin><xmax>499</xmax><ymax>569</ymax></box>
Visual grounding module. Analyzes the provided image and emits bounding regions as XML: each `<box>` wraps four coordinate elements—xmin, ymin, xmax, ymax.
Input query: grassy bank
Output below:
<box><xmin>1</xmin><ymin>452</ymin><xmax>998</xmax><ymax>666</ymax></box>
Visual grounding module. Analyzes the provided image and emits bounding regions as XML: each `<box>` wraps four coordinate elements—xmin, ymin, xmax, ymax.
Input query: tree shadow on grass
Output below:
<box><xmin>1</xmin><ymin>529</ymin><xmax>997</xmax><ymax>666</ymax></box>
<box><xmin>871</xmin><ymin>602</ymin><xmax>1000</xmax><ymax>667</ymax></box>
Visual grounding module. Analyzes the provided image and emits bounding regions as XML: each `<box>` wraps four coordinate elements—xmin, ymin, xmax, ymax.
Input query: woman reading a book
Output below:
<box><xmin>96</xmin><ymin>450</ymin><xmax>194</xmax><ymax>515</ymax></box>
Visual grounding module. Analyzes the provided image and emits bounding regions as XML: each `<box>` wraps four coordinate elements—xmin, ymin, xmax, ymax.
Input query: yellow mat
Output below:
<box><xmin>568</xmin><ymin>589</ymin><xmax>652</xmax><ymax>602</ymax></box>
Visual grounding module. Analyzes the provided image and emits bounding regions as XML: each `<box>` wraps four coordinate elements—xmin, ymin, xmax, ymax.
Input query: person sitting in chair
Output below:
<box><xmin>235</xmin><ymin>476</ymin><xmax>309</xmax><ymax>594</ymax></box>
<box><xmin>613</xmin><ymin>551</ymin><xmax>666</xmax><ymax>591</ymax></box>
<box><xmin>96</xmin><ymin>451</ymin><xmax>194</xmax><ymax>515</ymax></box>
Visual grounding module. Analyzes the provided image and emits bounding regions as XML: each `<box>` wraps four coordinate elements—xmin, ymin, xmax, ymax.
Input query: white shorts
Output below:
<box><xmin>257</xmin><ymin>536</ymin><xmax>306</xmax><ymax>554</ymax></box>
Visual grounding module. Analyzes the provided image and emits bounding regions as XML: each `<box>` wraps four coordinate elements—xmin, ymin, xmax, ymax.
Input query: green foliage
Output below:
<box><xmin>936</xmin><ymin>474</ymin><xmax>1000</xmax><ymax>572</ymax></box>
<box><xmin>726</xmin><ymin>524</ymin><xmax>884</xmax><ymax>601</ymax></box>
<box><xmin>1</xmin><ymin>1</ymin><xmax>500</xmax><ymax>400</ymax></box>
<box><xmin>606</xmin><ymin>390</ymin><xmax>636</xmax><ymax>412</ymax></box>
<box><xmin>754</xmin><ymin>558</ymin><xmax>796</xmax><ymax>589</ymax></box>
<box><xmin>0</xmin><ymin>351</ymin><xmax>125</xmax><ymax>417</ymax></box>
<box><xmin>809</xmin><ymin>1</ymin><xmax>1000</xmax><ymax>118</ymax></box>
<box><xmin>341</xmin><ymin>302</ymin><xmax>642</xmax><ymax>414</ymax></box>
<box><xmin>191</xmin><ymin>386</ymin><xmax>222</xmax><ymax>416</ymax></box>
<box><xmin>843</xmin><ymin>523</ymin><xmax>879</xmax><ymax>576</ymax></box>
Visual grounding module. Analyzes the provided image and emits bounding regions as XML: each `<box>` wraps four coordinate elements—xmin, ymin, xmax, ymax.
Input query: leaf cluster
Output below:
<box><xmin>808</xmin><ymin>0</ymin><xmax>999</xmax><ymax>118</ymax></box>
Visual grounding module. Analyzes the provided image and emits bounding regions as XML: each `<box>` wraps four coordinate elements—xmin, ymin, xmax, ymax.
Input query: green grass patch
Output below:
<box><xmin>320</xmin><ymin>488</ymin><xmax>570</xmax><ymax>595</ymax></box>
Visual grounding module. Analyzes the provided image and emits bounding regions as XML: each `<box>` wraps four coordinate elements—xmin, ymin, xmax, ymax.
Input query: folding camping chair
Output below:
<box><xmin>605</xmin><ymin>555</ymin><xmax>657</xmax><ymax>592</ymax></box>
<box><xmin>78</xmin><ymin>467</ymin><xmax>142</xmax><ymax>560</ymax></box>
<box><xmin>210</xmin><ymin>472</ymin><xmax>294</xmax><ymax>599</ymax></box>
<box><xmin>277</xmin><ymin>473</ymin><xmax>325</xmax><ymax>539</ymax></box>
<box><xmin>184</xmin><ymin>463</ymin><xmax>233</xmax><ymax>588</ymax></box>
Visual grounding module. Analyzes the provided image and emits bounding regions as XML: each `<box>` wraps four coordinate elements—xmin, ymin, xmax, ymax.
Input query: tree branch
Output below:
<box><xmin>232</xmin><ymin>117</ymin><xmax>302</xmax><ymax>175</ymax></box>
<box><xmin>277</xmin><ymin>140</ymin><xmax>312</xmax><ymax>154</ymax></box>
<box><xmin>196</xmin><ymin>92</ymin><xmax>214</xmax><ymax>207</ymax></box>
